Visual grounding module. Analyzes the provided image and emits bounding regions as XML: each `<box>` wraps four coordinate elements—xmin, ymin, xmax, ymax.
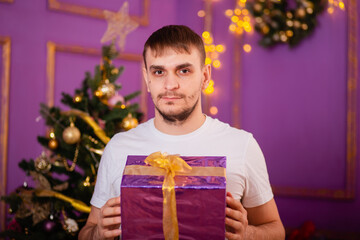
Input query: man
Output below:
<box><xmin>79</xmin><ymin>25</ymin><xmax>285</xmax><ymax>240</ymax></box>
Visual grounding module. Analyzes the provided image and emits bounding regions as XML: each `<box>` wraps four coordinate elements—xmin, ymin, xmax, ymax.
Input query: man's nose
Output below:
<box><xmin>164</xmin><ymin>73</ymin><xmax>180</xmax><ymax>90</ymax></box>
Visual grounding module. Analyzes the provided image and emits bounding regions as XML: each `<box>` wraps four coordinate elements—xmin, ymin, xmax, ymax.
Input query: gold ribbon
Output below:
<box><xmin>124</xmin><ymin>152</ymin><xmax>225</xmax><ymax>240</ymax></box>
<box><xmin>145</xmin><ymin>152</ymin><xmax>191</xmax><ymax>240</ymax></box>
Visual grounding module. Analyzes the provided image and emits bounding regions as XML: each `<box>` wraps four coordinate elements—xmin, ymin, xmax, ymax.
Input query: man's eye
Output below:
<box><xmin>153</xmin><ymin>70</ymin><xmax>163</xmax><ymax>75</ymax></box>
<box><xmin>179</xmin><ymin>69</ymin><xmax>190</xmax><ymax>74</ymax></box>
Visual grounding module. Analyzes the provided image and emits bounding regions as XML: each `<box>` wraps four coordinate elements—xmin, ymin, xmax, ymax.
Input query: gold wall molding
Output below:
<box><xmin>231</xmin><ymin>34</ymin><xmax>242</xmax><ymax>129</ymax></box>
<box><xmin>48</xmin><ymin>0</ymin><xmax>150</xmax><ymax>26</ymax></box>
<box><xmin>46</xmin><ymin>41</ymin><xmax>148</xmax><ymax>120</ymax></box>
<box><xmin>0</xmin><ymin>36</ymin><xmax>11</xmax><ymax>232</ymax></box>
<box><xmin>271</xmin><ymin>0</ymin><xmax>358</xmax><ymax>199</ymax></box>
<box><xmin>0</xmin><ymin>0</ymin><xmax>14</xmax><ymax>3</ymax></box>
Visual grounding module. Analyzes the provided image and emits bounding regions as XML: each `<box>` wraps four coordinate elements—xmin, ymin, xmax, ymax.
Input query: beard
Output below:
<box><xmin>154</xmin><ymin>92</ymin><xmax>200</xmax><ymax>124</ymax></box>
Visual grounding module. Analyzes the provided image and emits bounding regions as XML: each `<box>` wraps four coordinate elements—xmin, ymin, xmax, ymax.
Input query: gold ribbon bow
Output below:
<box><xmin>145</xmin><ymin>152</ymin><xmax>192</xmax><ymax>240</ymax></box>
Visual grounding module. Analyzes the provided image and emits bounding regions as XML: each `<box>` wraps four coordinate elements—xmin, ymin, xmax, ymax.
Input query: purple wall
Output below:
<box><xmin>0</xmin><ymin>0</ymin><xmax>359</xmax><ymax>234</ymax></box>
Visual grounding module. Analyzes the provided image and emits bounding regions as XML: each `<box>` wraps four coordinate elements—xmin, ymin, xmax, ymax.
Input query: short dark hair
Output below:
<box><xmin>143</xmin><ymin>25</ymin><xmax>206</xmax><ymax>69</ymax></box>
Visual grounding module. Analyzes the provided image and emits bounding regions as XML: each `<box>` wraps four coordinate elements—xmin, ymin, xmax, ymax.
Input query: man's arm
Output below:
<box><xmin>245</xmin><ymin>198</ymin><xmax>285</xmax><ymax>239</ymax></box>
<box><xmin>225</xmin><ymin>193</ymin><xmax>285</xmax><ymax>240</ymax></box>
<box><xmin>79</xmin><ymin>197</ymin><xmax>121</xmax><ymax>240</ymax></box>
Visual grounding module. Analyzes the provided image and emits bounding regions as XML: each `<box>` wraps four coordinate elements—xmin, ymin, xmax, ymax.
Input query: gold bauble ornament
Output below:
<box><xmin>48</xmin><ymin>138</ymin><xmax>59</xmax><ymax>149</ymax></box>
<box><xmin>97</xmin><ymin>79</ymin><xmax>115</xmax><ymax>99</ymax></box>
<box><xmin>63</xmin><ymin>122</ymin><xmax>81</xmax><ymax>144</ymax></box>
<box><xmin>121</xmin><ymin>113</ymin><xmax>138</xmax><ymax>131</ymax></box>
<box><xmin>35</xmin><ymin>152</ymin><xmax>51</xmax><ymax>173</ymax></box>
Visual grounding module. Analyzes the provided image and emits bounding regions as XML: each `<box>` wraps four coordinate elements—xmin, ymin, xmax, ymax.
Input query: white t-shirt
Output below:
<box><xmin>90</xmin><ymin>116</ymin><xmax>273</xmax><ymax>209</ymax></box>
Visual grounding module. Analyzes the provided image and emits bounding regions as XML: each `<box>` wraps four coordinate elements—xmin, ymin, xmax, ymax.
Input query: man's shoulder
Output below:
<box><xmin>108</xmin><ymin>118</ymin><xmax>153</xmax><ymax>145</ymax></box>
<box><xmin>207</xmin><ymin>116</ymin><xmax>252</xmax><ymax>139</ymax></box>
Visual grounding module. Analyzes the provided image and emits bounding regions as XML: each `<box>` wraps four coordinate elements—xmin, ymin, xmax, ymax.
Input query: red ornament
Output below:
<box><xmin>300</xmin><ymin>220</ymin><xmax>315</xmax><ymax>238</ymax></box>
<box><xmin>7</xmin><ymin>218</ymin><xmax>21</xmax><ymax>232</ymax></box>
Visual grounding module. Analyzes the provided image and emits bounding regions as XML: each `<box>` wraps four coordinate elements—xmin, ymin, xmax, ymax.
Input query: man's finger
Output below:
<box><xmin>225</xmin><ymin>231</ymin><xmax>238</xmax><ymax>240</ymax></box>
<box><xmin>105</xmin><ymin>196</ymin><xmax>121</xmax><ymax>207</ymax></box>
<box><xmin>103</xmin><ymin>229</ymin><xmax>122</xmax><ymax>238</ymax></box>
<box><xmin>225</xmin><ymin>217</ymin><xmax>243</xmax><ymax>232</ymax></box>
<box><xmin>226</xmin><ymin>196</ymin><xmax>246</xmax><ymax>213</ymax></box>
<box><xmin>102</xmin><ymin>206</ymin><xmax>121</xmax><ymax>217</ymax></box>
<box><xmin>226</xmin><ymin>206</ymin><xmax>242</xmax><ymax>221</ymax></box>
<box><xmin>101</xmin><ymin>216</ymin><xmax>121</xmax><ymax>227</ymax></box>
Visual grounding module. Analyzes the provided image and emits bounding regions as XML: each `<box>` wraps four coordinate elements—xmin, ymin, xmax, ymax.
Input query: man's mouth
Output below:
<box><xmin>158</xmin><ymin>93</ymin><xmax>185</xmax><ymax>100</ymax></box>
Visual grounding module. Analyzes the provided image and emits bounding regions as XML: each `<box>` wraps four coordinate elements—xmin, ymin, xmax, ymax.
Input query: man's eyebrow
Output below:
<box><xmin>149</xmin><ymin>63</ymin><xmax>193</xmax><ymax>71</ymax></box>
<box><xmin>176</xmin><ymin>63</ymin><xmax>193</xmax><ymax>70</ymax></box>
<box><xmin>149</xmin><ymin>65</ymin><xmax>165</xmax><ymax>71</ymax></box>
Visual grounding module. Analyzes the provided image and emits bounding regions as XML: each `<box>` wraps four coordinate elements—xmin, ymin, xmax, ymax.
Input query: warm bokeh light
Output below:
<box><xmin>202</xmin><ymin>32</ymin><xmax>225</xmax><ymax>72</ymax></box>
<box><xmin>205</xmin><ymin>57</ymin><xmax>212</xmax><ymax>65</ymax></box>
<box><xmin>49</xmin><ymin>131</ymin><xmax>55</xmax><ymax>138</ymax></box>
<box><xmin>74</xmin><ymin>95</ymin><xmax>82</xmax><ymax>102</ymax></box>
<box><xmin>243</xmin><ymin>44</ymin><xmax>252</xmax><ymax>53</ymax></box>
<box><xmin>231</xmin><ymin>16</ymin><xmax>239</xmax><ymax>23</ymax></box>
<box><xmin>226</xmin><ymin>0</ymin><xmax>252</xmax><ymax>35</ymax></box>
<box><xmin>225</xmin><ymin>9</ymin><xmax>233</xmax><ymax>17</ymax></box>
<box><xmin>243</xmin><ymin>16</ymin><xmax>250</xmax><ymax>22</ymax></box>
<box><xmin>234</xmin><ymin>8</ymin><xmax>242</xmax><ymax>15</ymax></box>
<box><xmin>203</xmin><ymin>80</ymin><xmax>215</xmax><ymax>95</ymax></box>
<box><xmin>339</xmin><ymin>2</ymin><xmax>345</xmax><ymax>9</ymax></box>
<box><xmin>286</xmin><ymin>30</ymin><xmax>294</xmax><ymax>37</ymax></box>
<box><xmin>212</xmin><ymin>60</ymin><xmax>221</xmax><ymax>68</ymax></box>
<box><xmin>229</xmin><ymin>24</ymin><xmax>236</xmax><ymax>32</ymax></box>
<box><xmin>236</xmin><ymin>28</ymin><xmax>244</xmax><ymax>34</ymax></box>
<box><xmin>210</xmin><ymin>106</ymin><xmax>218</xmax><ymax>115</ymax></box>
<box><xmin>328</xmin><ymin>0</ymin><xmax>345</xmax><ymax>10</ymax></box>
<box><xmin>202</xmin><ymin>31</ymin><xmax>210</xmax><ymax>39</ymax></box>
<box><xmin>215</xmin><ymin>44</ymin><xmax>225</xmax><ymax>52</ymax></box>
<box><xmin>197</xmin><ymin>10</ymin><xmax>205</xmax><ymax>17</ymax></box>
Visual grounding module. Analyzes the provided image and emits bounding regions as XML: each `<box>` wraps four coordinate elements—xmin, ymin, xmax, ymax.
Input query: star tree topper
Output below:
<box><xmin>101</xmin><ymin>1</ymin><xmax>139</xmax><ymax>51</ymax></box>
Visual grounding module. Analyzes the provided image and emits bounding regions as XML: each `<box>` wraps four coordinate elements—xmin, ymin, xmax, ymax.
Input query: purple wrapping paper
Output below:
<box><xmin>121</xmin><ymin>156</ymin><xmax>226</xmax><ymax>240</ymax></box>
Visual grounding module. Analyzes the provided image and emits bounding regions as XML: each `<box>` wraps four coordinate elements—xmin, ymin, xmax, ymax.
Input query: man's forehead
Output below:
<box><xmin>146</xmin><ymin>46</ymin><xmax>199</xmax><ymax>59</ymax></box>
<box><xmin>145</xmin><ymin>46</ymin><xmax>201</xmax><ymax>67</ymax></box>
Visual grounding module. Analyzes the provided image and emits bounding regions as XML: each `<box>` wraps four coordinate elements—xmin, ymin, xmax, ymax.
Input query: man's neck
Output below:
<box><xmin>153</xmin><ymin>110</ymin><xmax>206</xmax><ymax>135</ymax></box>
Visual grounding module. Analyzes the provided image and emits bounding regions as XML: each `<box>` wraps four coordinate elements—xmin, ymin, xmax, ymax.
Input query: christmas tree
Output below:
<box><xmin>0</xmin><ymin>43</ymin><xmax>142</xmax><ymax>239</ymax></box>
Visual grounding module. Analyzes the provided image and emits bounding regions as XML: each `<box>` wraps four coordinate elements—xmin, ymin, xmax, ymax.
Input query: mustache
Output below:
<box><xmin>158</xmin><ymin>92</ymin><xmax>186</xmax><ymax>99</ymax></box>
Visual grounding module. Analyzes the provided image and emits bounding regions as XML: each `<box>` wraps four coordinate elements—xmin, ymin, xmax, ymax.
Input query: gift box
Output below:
<box><xmin>121</xmin><ymin>153</ymin><xmax>226</xmax><ymax>240</ymax></box>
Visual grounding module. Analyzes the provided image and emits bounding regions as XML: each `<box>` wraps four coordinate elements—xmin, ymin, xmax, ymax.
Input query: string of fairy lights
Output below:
<box><xmin>198</xmin><ymin>0</ymin><xmax>345</xmax><ymax>116</ymax></box>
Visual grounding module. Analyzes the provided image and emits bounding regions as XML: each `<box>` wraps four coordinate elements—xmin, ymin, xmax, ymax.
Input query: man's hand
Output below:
<box><xmin>78</xmin><ymin>196</ymin><xmax>121</xmax><ymax>240</ymax></box>
<box><xmin>97</xmin><ymin>196</ymin><xmax>122</xmax><ymax>239</ymax></box>
<box><xmin>225</xmin><ymin>192</ymin><xmax>248</xmax><ymax>240</ymax></box>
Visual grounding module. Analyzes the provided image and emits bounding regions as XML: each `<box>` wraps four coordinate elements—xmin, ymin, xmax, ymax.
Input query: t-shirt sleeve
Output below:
<box><xmin>242</xmin><ymin>135</ymin><xmax>273</xmax><ymax>208</ymax></box>
<box><xmin>90</xmin><ymin>143</ymin><xmax>115</xmax><ymax>208</ymax></box>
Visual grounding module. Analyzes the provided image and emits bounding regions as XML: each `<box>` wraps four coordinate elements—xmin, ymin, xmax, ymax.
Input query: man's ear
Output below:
<box><xmin>201</xmin><ymin>64</ymin><xmax>211</xmax><ymax>90</ymax></box>
<box><xmin>142</xmin><ymin>67</ymin><xmax>150</xmax><ymax>92</ymax></box>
